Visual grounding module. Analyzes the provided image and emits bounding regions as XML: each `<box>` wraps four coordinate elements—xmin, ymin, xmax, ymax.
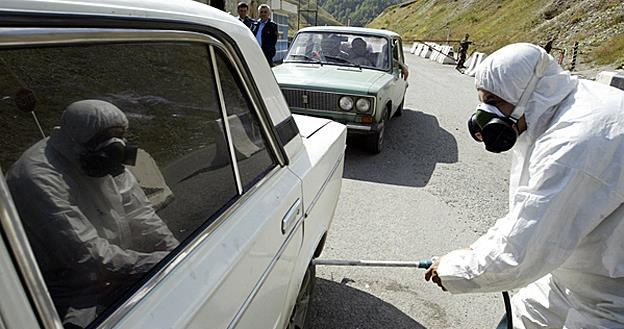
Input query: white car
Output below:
<box><xmin>0</xmin><ymin>1</ymin><xmax>346</xmax><ymax>329</ymax></box>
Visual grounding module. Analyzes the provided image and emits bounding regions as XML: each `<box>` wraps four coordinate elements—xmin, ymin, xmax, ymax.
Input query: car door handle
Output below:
<box><xmin>281</xmin><ymin>199</ymin><xmax>301</xmax><ymax>235</ymax></box>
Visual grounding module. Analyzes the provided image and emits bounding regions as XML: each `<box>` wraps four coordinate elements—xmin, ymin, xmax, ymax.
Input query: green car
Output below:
<box><xmin>273</xmin><ymin>26</ymin><xmax>409</xmax><ymax>153</ymax></box>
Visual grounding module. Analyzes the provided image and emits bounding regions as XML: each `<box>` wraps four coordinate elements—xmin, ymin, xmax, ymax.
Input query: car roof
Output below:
<box><xmin>297</xmin><ymin>26</ymin><xmax>400</xmax><ymax>39</ymax></box>
<box><xmin>1</xmin><ymin>0</ymin><xmax>239</xmax><ymax>28</ymax></box>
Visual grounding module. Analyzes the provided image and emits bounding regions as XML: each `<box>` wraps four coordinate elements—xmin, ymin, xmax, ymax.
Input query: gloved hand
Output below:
<box><xmin>424</xmin><ymin>256</ymin><xmax>447</xmax><ymax>291</ymax></box>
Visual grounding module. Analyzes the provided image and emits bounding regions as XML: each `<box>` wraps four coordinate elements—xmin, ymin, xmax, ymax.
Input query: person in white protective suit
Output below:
<box><xmin>425</xmin><ymin>43</ymin><xmax>624</xmax><ymax>328</ymax></box>
<box><xmin>6</xmin><ymin>100</ymin><xmax>179</xmax><ymax>328</ymax></box>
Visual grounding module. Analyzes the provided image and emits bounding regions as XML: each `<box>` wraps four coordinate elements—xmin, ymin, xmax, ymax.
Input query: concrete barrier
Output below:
<box><xmin>410</xmin><ymin>42</ymin><xmax>418</xmax><ymax>54</ymax></box>
<box><xmin>464</xmin><ymin>53</ymin><xmax>476</xmax><ymax>70</ymax></box>
<box><xmin>596</xmin><ymin>71</ymin><xmax>624</xmax><ymax>91</ymax></box>
<box><xmin>129</xmin><ymin>148</ymin><xmax>174</xmax><ymax>210</ymax></box>
<box><xmin>437</xmin><ymin>45</ymin><xmax>456</xmax><ymax>64</ymax></box>
<box><xmin>429</xmin><ymin>45</ymin><xmax>439</xmax><ymax>61</ymax></box>
<box><xmin>464</xmin><ymin>52</ymin><xmax>487</xmax><ymax>77</ymax></box>
<box><xmin>430</xmin><ymin>44</ymin><xmax>442</xmax><ymax>61</ymax></box>
<box><xmin>420</xmin><ymin>44</ymin><xmax>433</xmax><ymax>58</ymax></box>
<box><xmin>213</xmin><ymin>113</ymin><xmax>263</xmax><ymax>168</ymax></box>
<box><xmin>415</xmin><ymin>43</ymin><xmax>425</xmax><ymax>56</ymax></box>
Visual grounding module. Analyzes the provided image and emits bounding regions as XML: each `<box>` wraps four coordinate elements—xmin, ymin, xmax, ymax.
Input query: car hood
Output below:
<box><xmin>273</xmin><ymin>63</ymin><xmax>389</xmax><ymax>94</ymax></box>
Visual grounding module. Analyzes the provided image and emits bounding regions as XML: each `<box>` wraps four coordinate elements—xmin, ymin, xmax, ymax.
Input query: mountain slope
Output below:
<box><xmin>318</xmin><ymin>0</ymin><xmax>403</xmax><ymax>27</ymax></box>
<box><xmin>283</xmin><ymin>0</ymin><xmax>342</xmax><ymax>35</ymax></box>
<box><xmin>368</xmin><ymin>0</ymin><xmax>624</xmax><ymax>71</ymax></box>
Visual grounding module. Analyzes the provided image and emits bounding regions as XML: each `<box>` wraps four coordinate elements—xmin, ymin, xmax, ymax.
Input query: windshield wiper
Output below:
<box><xmin>322</xmin><ymin>55</ymin><xmax>361</xmax><ymax>69</ymax></box>
<box><xmin>286</xmin><ymin>54</ymin><xmax>321</xmax><ymax>64</ymax></box>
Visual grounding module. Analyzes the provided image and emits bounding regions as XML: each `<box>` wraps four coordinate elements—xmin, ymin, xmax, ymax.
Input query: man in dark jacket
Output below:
<box><xmin>236</xmin><ymin>2</ymin><xmax>253</xmax><ymax>29</ymax></box>
<box><xmin>251</xmin><ymin>4</ymin><xmax>279</xmax><ymax>66</ymax></box>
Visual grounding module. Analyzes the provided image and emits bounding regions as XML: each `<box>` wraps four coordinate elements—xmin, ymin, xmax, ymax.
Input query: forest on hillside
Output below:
<box><xmin>318</xmin><ymin>0</ymin><xmax>402</xmax><ymax>27</ymax></box>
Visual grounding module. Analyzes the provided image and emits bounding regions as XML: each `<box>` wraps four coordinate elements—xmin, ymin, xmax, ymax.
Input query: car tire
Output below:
<box><xmin>287</xmin><ymin>263</ymin><xmax>316</xmax><ymax>329</ymax></box>
<box><xmin>366</xmin><ymin>122</ymin><xmax>384</xmax><ymax>154</ymax></box>
<box><xmin>366</xmin><ymin>109</ymin><xmax>389</xmax><ymax>154</ymax></box>
<box><xmin>393</xmin><ymin>99</ymin><xmax>404</xmax><ymax>117</ymax></box>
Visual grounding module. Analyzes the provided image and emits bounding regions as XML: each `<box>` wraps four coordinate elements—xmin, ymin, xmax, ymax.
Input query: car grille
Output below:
<box><xmin>281</xmin><ymin>88</ymin><xmax>340</xmax><ymax>111</ymax></box>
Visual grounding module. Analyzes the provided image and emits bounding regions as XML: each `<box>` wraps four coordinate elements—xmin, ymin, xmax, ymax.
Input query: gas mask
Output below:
<box><xmin>468</xmin><ymin>103</ymin><xmax>518</xmax><ymax>153</ymax></box>
<box><xmin>80</xmin><ymin>137</ymin><xmax>138</xmax><ymax>177</ymax></box>
<box><xmin>469</xmin><ymin>50</ymin><xmax>551</xmax><ymax>154</ymax></box>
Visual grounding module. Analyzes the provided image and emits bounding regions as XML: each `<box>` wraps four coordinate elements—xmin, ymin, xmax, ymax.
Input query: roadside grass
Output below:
<box><xmin>592</xmin><ymin>33</ymin><xmax>624</xmax><ymax>66</ymax></box>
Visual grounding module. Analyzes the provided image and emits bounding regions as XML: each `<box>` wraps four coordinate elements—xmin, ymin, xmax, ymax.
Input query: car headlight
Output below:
<box><xmin>355</xmin><ymin>98</ymin><xmax>371</xmax><ymax>113</ymax></box>
<box><xmin>339</xmin><ymin>96</ymin><xmax>354</xmax><ymax>111</ymax></box>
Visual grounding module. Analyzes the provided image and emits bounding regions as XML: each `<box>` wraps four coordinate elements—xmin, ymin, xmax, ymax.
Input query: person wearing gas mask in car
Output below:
<box><xmin>425</xmin><ymin>43</ymin><xmax>624</xmax><ymax>328</ymax></box>
<box><xmin>6</xmin><ymin>99</ymin><xmax>179</xmax><ymax>328</ymax></box>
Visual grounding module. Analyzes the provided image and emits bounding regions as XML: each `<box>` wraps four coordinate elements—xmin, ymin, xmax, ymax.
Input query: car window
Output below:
<box><xmin>285</xmin><ymin>31</ymin><xmax>390</xmax><ymax>70</ymax></box>
<box><xmin>0</xmin><ymin>41</ymin><xmax>238</xmax><ymax>328</ymax></box>
<box><xmin>215</xmin><ymin>50</ymin><xmax>276</xmax><ymax>191</ymax></box>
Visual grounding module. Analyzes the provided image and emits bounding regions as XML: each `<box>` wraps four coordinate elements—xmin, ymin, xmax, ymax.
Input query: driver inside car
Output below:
<box><xmin>315</xmin><ymin>35</ymin><xmax>348</xmax><ymax>62</ymax></box>
<box><xmin>349</xmin><ymin>37</ymin><xmax>374</xmax><ymax>66</ymax></box>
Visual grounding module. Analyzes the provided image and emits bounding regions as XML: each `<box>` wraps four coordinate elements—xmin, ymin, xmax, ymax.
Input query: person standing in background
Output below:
<box><xmin>236</xmin><ymin>2</ymin><xmax>254</xmax><ymax>29</ymax></box>
<box><xmin>251</xmin><ymin>4</ymin><xmax>278</xmax><ymax>66</ymax></box>
<box><xmin>456</xmin><ymin>33</ymin><xmax>472</xmax><ymax>72</ymax></box>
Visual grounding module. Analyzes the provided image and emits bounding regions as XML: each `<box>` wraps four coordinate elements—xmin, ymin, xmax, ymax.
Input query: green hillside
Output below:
<box><xmin>283</xmin><ymin>0</ymin><xmax>342</xmax><ymax>36</ymax></box>
<box><xmin>318</xmin><ymin>0</ymin><xmax>403</xmax><ymax>27</ymax></box>
<box><xmin>368</xmin><ymin>0</ymin><xmax>624</xmax><ymax>71</ymax></box>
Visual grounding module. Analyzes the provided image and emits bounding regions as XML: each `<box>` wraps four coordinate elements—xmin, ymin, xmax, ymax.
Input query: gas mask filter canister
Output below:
<box><xmin>80</xmin><ymin>137</ymin><xmax>138</xmax><ymax>177</ymax></box>
<box><xmin>468</xmin><ymin>103</ymin><xmax>518</xmax><ymax>153</ymax></box>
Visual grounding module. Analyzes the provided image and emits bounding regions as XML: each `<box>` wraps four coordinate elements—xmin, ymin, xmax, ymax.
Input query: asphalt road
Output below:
<box><xmin>309</xmin><ymin>53</ymin><xmax>514</xmax><ymax>329</ymax></box>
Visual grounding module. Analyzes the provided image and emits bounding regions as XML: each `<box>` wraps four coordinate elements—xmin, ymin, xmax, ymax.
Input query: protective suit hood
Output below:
<box><xmin>475</xmin><ymin>43</ymin><xmax>578</xmax><ymax>141</ymax></box>
<box><xmin>50</xmin><ymin>100</ymin><xmax>129</xmax><ymax>164</ymax></box>
<box><xmin>61</xmin><ymin>100</ymin><xmax>129</xmax><ymax>145</ymax></box>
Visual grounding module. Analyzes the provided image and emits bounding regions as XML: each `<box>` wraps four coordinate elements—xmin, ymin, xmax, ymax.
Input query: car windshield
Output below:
<box><xmin>284</xmin><ymin>32</ymin><xmax>390</xmax><ymax>70</ymax></box>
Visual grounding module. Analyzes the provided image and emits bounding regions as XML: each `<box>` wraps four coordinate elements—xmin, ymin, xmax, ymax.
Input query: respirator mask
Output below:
<box><xmin>468</xmin><ymin>103</ymin><xmax>518</xmax><ymax>153</ymax></box>
<box><xmin>468</xmin><ymin>50</ymin><xmax>551</xmax><ymax>153</ymax></box>
<box><xmin>80</xmin><ymin>137</ymin><xmax>138</xmax><ymax>177</ymax></box>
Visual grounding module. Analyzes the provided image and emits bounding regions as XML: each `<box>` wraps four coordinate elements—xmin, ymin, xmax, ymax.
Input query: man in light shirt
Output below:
<box><xmin>251</xmin><ymin>4</ymin><xmax>278</xmax><ymax>66</ymax></box>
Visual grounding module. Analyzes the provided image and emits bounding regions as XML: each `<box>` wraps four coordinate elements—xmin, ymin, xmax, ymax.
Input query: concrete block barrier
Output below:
<box><xmin>464</xmin><ymin>52</ymin><xmax>487</xmax><ymax>76</ymax></box>
<box><xmin>428</xmin><ymin>46</ymin><xmax>436</xmax><ymax>60</ymax></box>
<box><xmin>432</xmin><ymin>45</ymin><xmax>444</xmax><ymax>62</ymax></box>
<box><xmin>430</xmin><ymin>44</ymin><xmax>442</xmax><ymax>61</ymax></box>
<box><xmin>415</xmin><ymin>43</ymin><xmax>425</xmax><ymax>56</ymax></box>
<box><xmin>420</xmin><ymin>44</ymin><xmax>433</xmax><ymax>58</ymax></box>
<box><xmin>596</xmin><ymin>71</ymin><xmax>624</xmax><ymax>91</ymax></box>
<box><xmin>464</xmin><ymin>54</ymin><xmax>475</xmax><ymax>70</ymax></box>
<box><xmin>438</xmin><ymin>45</ymin><xmax>456</xmax><ymax>65</ymax></box>
<box><xmin>410</xmin><ymin>42</ymin><xmax>418</xmax><ymax>54</ymax></box>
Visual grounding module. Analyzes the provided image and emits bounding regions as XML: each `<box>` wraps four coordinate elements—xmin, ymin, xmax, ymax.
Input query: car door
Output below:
<box><xmin>0</xmin><ymin>27</ymin><xmax>303</xmax><ymax>329</ymax></box>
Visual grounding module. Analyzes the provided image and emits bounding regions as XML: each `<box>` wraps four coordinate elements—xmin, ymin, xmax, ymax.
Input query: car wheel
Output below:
<box><xmin>287</xmin><ymin>263</ymin><xmax>316</xmax><ymax>329</ymax></box>
<box><xmin>366</xmin><ymin>120</ymin><xmax>385</xmax><ymax>154</ymax></box>
<box><xmin>394</xmin><ymin>99</ymin><xmax>404</xmax><ymax>117</ymax></box>
<box><xmin>366</xmin><ymin>109</ymin><xmax>389</xmax><ymax>154</ymax></box>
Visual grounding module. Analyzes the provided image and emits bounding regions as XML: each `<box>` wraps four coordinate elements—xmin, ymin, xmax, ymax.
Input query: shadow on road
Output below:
<box><xmin>344</xmin><ymin>109</ymin><xmax>458</xmax><ymax>187</ymax></box>
<box><xmin>308</xmin><ymin>278</ymin><xmax>427</xmax><ymax>329</ymax></box>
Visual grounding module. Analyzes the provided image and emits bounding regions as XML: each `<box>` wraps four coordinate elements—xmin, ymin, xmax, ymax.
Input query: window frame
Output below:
<box><xmin>0</xmin><ymin>27</ymin><xmax>285</xmax><ymax>329</ymax></box>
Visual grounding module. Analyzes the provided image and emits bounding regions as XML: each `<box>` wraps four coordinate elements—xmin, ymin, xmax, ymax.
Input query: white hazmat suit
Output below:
<box><xmin>7</xmin><ymin>100</ymin><xmax>179</xmax><ymax>327</ymax></box>
<box><xmin>437</xmin><ymin>44</ymin><xmax>624</xmax><ymax>328</ymax></box>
